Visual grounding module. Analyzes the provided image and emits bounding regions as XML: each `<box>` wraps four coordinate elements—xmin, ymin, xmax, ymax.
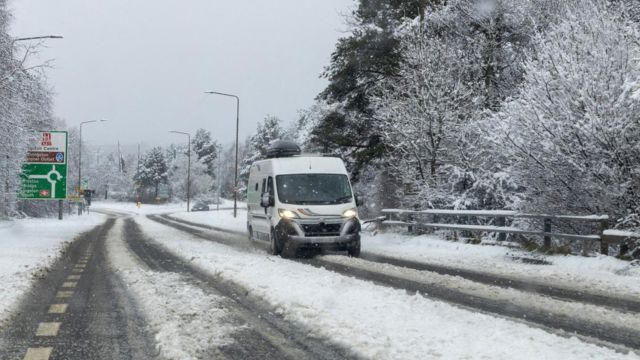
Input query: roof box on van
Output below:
<box><xmin>266</xmin><ymin>140</ymin><xmax>302</xmax><ymax>158</ymax></box>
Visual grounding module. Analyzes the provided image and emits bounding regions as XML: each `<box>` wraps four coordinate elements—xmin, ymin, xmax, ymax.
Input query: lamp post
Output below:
<box><xmin>78</xmin><ymin>119</ymin><xmax>106</xmax><ymax>214</ymax></box>
<box><xmin>12</xmin><ymin>35</ymin><xmax>63</xmax><ymax>44</ymax></box>
<box><xmin>169</xmin><ymin>131</ymin><xmax>191</xmax><ymax>212</ymax></box>
<box><xmin>205</xmin><ymin>90</ymin><xmax>239</xmax><ymax>218</ymax></box>
<box><xmin>216</xmin><ymin>145</ymin><xmax>221</xmax><ymax>211</ymax></box>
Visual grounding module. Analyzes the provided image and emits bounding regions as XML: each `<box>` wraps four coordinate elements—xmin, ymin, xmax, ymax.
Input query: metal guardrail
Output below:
<box><xmin>374</xmin><ymin>209</ymin><xmax>633</xmax><ymax>256</ymax></box>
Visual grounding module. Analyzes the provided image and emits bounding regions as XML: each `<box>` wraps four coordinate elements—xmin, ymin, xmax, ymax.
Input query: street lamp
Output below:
<box><xmin>205</xmin><ymin>90</ymin><xmax>240</xmax><ymax>218</ymax></box>
<box><xmin>12</xmin><ymin>35</ymin><xmax>64</xmax><ymax>44</ymax></box>
<box><xmin>78</xmin><ymin>119</ymin><xmax>106</xmax><ymax>214</ymax></box>
<box><xmin>169</xmin><ymin>131</ymin><xmax>191</xmax><ymax>212</ymax></box>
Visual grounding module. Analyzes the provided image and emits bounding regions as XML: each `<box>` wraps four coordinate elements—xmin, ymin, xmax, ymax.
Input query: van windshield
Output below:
<box><xmin>276</xmin><ymin>174</ymin><xmax>353</xmax><ymax>205</ymax></box>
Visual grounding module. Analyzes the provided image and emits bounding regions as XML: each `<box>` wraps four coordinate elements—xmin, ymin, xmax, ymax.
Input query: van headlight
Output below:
<box><xmin>342</xmin><ymin>208</ymin><xmax>358</xmax><ymax>218</ymax></box>
<box><xmin>278</xmin><ymin>209</ymin><xmax>299</xmax><ymax>219</ymax></box>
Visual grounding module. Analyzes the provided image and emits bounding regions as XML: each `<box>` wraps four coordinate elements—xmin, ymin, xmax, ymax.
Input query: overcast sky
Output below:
<box><xmin>9</xmin><ymin>0</ymin><xmax>352</xmax><ymax>148</ymax></box>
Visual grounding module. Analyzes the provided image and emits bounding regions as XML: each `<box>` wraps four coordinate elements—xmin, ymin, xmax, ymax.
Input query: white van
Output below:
<box><xmin>247</xmin><ymin>141</ymin><xmax>361</xmax><ymax>257</ymax></box>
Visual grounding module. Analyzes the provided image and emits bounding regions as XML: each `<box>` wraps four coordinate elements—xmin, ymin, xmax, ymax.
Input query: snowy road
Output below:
<box><xmin>0</xmin><ymin>206</ymin><xmax>638</xmax><ymax>359</ymax></box>
<box><xmin>151</xmin><ymin>212</ymin><xmax>640</xmax><ymax>354</ymax></box>
<box><xmin>0</xmin><ymin>218</ymin><xmax>156</xmax><ymax>360</ymax></box>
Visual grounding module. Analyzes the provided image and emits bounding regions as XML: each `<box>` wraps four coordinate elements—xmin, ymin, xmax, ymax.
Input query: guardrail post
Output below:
<box><xmin>496</xmin><ymin>217</ymin><xmax>506</xmax><ymax>241</ymax></box>
<box><xmin>600</xmin><ymin>219</ymin><xmax>609</xmax><ymax>255</ymax></box>
<box><xmin>377</xmin><ymin>216</ymin><xmax>386</xmax><ymax>232</ymax></box>
<box><xmin>543</xmin><ymin>218</ymin><xmax>552</xmax><ymax>250</ymax></box>
<box><xmin>581</xmin><ymin>239</ymin><xmax>591</xmax><ymax>257</ymax></box>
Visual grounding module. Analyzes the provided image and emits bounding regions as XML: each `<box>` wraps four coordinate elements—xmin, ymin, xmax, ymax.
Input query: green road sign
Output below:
<box><xmin>19</xmin><ymin>131</ymin><xmax>68</xmax><ymax>200</ymax></box>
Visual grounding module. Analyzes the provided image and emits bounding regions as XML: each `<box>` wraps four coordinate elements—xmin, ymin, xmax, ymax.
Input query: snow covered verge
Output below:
<box><xmin>170</xmin><ymin>208</ymin><xmax>247</xmax><ymax>233</ymax></box>
<box><xmin>0</xmin><ymin>213</ymin><xmax>106</xmax><ymax>325</ymax></box>
<box><xmin>160</xmin><ymin>206</ymin><xmax>640</xmax><ymax>300</ymax></box>
<box><xmin>133</xmin><ymin>215</ymin><xmax>637</xmax><ymax>360</ymax></box>
<box><xmin>91</xmin><ymin>200</ymin><xmax>191</xmax><ymax>216</ymax></box>
<box><xmin>105</xmin><ymin>219</ymin><xmax>238</xmax><ymax>360</ymax></box>
<box><xmin>91</xmin><ymin>198</ymin><xmax>243</xmax><ymax>217</ymax></box>
<box><xmin>362</xmin><ymin>232</ymin><xmax>640</xmax><ymax>299</ymax></box>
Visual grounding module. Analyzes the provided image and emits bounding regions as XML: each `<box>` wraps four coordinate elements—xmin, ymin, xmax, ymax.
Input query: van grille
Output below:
<box><xmin>301</xmin><ymin>223</ymin><xmax>341</xmax><ymax>237</ymax></box>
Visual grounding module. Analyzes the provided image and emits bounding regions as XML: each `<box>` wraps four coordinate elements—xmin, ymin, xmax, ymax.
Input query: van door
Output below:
<box><xmin>252</xmin><ymin>177</ymin><xmax>270</xmax><ymax>241</ymax></box>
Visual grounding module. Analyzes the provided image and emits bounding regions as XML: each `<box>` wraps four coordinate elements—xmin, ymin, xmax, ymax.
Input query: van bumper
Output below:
<box><xmin>288</xmin><ymin>233</ymin><xmax>359</xmax><ymax>245</ymax></box>
<box><xmin>275</xmin><ymin>218</ymin><xmax>361</xmax><ymax>250</ymax></box>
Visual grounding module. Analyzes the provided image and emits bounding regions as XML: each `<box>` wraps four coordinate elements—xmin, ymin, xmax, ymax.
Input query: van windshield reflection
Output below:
<box><xmin>276</xmin><ymin>174</ymin><xmax>352</xmax><ymax>205</ymax></box>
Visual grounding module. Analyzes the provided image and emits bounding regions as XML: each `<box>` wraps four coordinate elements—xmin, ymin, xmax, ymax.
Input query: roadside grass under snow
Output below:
<box><xmin>132</xmin><ymin>215</ymin><xmax>637</xmax><ymax>360</ymax></box>
<box><xmin>91</xmin><ymin>200</ymin><xmax>191</xmax><ymax>216</ymax></box>
<box><xmin>362</xmin><ymin>232</ymin><xmax>640</xmax><ymax>298</ymax></box>
<box><xmin>105</xmin><ymin>219</ymin><xmax>238</xmax><ymax>360</ymax></box>
<box><xmin>0</xmin><ymin>213</ymin><xmax>106</xmax><ymax>326</ymax></box>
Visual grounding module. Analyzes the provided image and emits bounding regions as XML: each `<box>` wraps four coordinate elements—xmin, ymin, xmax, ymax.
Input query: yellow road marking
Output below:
<box><xmin>55</xmin><ymin>291</ymin><xmax>73</xmax><ymax>298</ymax></box>
<box><xmin>71</xmin><ymin>269</ymin><xmax>83</xmax><ymax>274</ymax></box>
<box><xmin>67</xmin><ymin>275</ymin><xmax>81</xmax><ymax>280</ymax></box>
<box><xmin>23</xmin><ymin>347</ymin><xmax>52</xmax><ymax>360</ymax></box>
<box><xmin>35</xmin><ymin>322</ymin><xmax>61</xmax><ymax>337</ymax></box>
<box><xmin>74</xmin><ymin>264</ymin><xmax>85</xmax><ymax>268</ymax></box>
<box><xmin>62</xmin><ymin>282</ymin><xmax>77</xmax><ymax>288</ymax></box>
<box><xmin>48</xmin><ymin>304</ymin><xmax>68</xmax><ymax>314</ymax></box>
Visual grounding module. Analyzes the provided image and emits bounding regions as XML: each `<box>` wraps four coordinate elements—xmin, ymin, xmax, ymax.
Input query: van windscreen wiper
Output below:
<box><xmin>331</xmin><ymin>195</ymin><xmax>353</xmax><ymax>204</ymax></box>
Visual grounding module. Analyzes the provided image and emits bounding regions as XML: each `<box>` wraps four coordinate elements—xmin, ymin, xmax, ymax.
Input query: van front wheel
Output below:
<box><xmin>269</xmin><ymin>229</ymin><xmax>282</xmax><ymax>255</ymax></box>
<box><xmin>347</xmin><ymin>239</ymin><xmax>361</xmax><ymax>258</ymax></box>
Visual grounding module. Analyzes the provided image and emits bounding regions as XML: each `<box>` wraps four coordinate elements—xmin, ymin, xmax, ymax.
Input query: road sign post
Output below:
<box><xmin>19</xmin><ymin>131</ymin><xmax>68</xmax><ymax>219</ymax></box>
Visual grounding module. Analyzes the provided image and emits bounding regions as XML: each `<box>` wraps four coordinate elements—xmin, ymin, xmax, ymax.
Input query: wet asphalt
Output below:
<box><xmin>0</xmin><ymin>218</ymin><xmax>157</xmax><ymax>360</ymax></box>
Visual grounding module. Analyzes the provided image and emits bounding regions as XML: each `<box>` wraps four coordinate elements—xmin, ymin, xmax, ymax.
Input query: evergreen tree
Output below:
<box><xmin>238</xmin><ymin>115</ymin><xmax>284</xmax><ymax>198</ymax></box>
<box><xmin>191</xmin><ymin>128</ymin><xmax>218</xmax><ymax>178</ymax></box>
<box><xmin>134</xmin><ymin>147</ymin><xmax>168</xmax><ymax>199</ymax></box>
<box><xmin>312</xmin><ymin>0</ymin><xmax>443</xmax><ymax>170</ymax></box>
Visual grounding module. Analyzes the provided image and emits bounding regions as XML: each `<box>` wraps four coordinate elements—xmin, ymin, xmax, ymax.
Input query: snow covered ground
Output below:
<box><xmin>92</xmin><ymin>198</ymin><xmax>243</xmax><ymax>218</ymax></box>
<box><xmin>132</xmin><ymin>215</ymin><xmax>637</xmax><ymax>360</ymax></box>
<box><xmin>151</xmin><ymin>203</ymin><xmax>640</xmax><ymax>299</ymax></box>
<box><xmin>0</xmin><ymin>213</ymin><xmax>106</xmax><ymax>325</ymax></box>
<box><xmin>91</xmin><ymin>200</ymin><xmax>191</xmax><ymax>216</ymax></box>
<box><xmin>106</xmin><ymin>219</ymin><xmax>238</xmax><ymax>360</ymax></box>
<box><xmin>171</xmin><ymin>208</ymin><xmax>246</xmax><ymax>234</ymax></box>
<box><xmin>362</xmin><ymin>232</ymin><xmax>640</xmax><ymax>298</ymax></box>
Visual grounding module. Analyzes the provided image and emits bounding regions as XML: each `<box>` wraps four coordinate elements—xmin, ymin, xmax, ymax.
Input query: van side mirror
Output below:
<box><xmin>355</xmin><ymin>195</ymin><xmax>363</xmax><ymax>207</ymax></box>
<box><xmin>261</xmin><ymin>193</ymin><xmax>274</xmax><ymax>208</ymax></box>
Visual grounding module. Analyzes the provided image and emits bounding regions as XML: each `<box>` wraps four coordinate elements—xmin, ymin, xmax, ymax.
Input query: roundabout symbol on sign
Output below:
<box><xmin>28</xmin><ymin>165</ymin><xmax>63</xmax><ymax>198</ymax></box>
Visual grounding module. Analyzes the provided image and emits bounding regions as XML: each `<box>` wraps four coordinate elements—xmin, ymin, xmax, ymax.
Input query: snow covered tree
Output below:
<box><xmin>373</xmin><ymin>22</ymin><xmax>478</xmax><ymax>207</ymax></box>
<box><xmin>312</xmin><ymin>0</ymin><xmax>444</xmax><ymax>174</ymax></box>
<box><xmin>238</xmin><ymin>115</ymin><xmax>285</xmax><ymax>198</ymax></box>
<box><xmin>134</xmin><ymin>147</ymin><xmax>168</xmax><ymax>200</ymax></box>
<box><xmin>0</xmin><ymin>1</ymin><xmax>57</xmax><ymax>217</ymax></box>
<box><xmin>490</xmin><ymin>0</ymin><xmax>640</xmax><ymax>220</ymax></box>
<box><xmin>191</xmin><ymin>128</ymin><xmax>218</xmax><ymax>179</ymax></box>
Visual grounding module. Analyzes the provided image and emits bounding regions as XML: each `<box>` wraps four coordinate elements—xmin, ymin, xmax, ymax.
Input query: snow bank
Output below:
<box><xmin>105</xmin><ymin>219</ymin><xmax>238</xmax><ymax>359</ymax></box>
<box><xmin>134</xmin><ymin>216</ymin><xmax>637</xmax><ymax>360</ymax></box>
<box><xmin>91</xmin><ymin>200</ymin><xmax>190</xmax><ymax>215</ymax></box>
<box><xmin>0</xmin><ymin>213</ymin><xmax>106</xmax><ymax>325</ymax></box>
<box><xmin>362</xmin><ymin>232</ymin><xmax>640</xmax><ymax>298</ymax></box>
<box><xmin>171</xmin><ymin>209</ymin><xmax>247</xmax><ymax>234</ymax></box>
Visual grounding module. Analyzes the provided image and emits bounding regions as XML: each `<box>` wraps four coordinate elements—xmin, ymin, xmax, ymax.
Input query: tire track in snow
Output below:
<box><xmin>151</xmin><ymin>213</ymin><xmax>640</xmax><ymax>352</ymax></box>
<box><xmin>124</xmin><ymin>217</ymin><xmax>358</xmax><ymax>360</ymax></box>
